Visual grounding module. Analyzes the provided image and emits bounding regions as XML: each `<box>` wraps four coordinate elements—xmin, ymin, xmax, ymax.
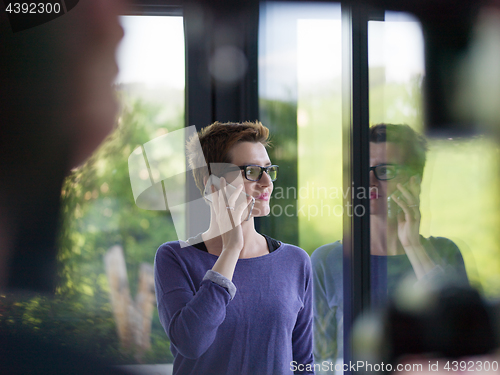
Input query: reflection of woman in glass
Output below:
<box><xmin>312</xmin><ymin>124</ymin><xmax>468</xmax><ymax>373</ymax></box>
<box><xmin>154</xmin><ymin>121</ymin><xmax>314</xmax><ymax>375</ymax></box>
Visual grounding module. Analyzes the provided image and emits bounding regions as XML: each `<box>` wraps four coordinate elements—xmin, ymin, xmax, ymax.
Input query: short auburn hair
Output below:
<box><xmin>370</xmin><ymin>124</ymin><xmax>428</xmax><ymax>177</ymax></box>
<box><xmin>186</xmin><ymin>121</ymin><xmax>270</xmax><ymax>195</ymax></box>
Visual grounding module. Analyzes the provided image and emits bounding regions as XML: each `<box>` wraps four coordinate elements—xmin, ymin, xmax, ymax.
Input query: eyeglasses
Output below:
<box><xmin>238</xmin><ymin>165</ymin><xmax>279</xmax><ymax>182</ymax></box>
<box><xmin>370</xmin><ymin>163</ymin><xmax>402</xmax><ymax>181</ymax></box>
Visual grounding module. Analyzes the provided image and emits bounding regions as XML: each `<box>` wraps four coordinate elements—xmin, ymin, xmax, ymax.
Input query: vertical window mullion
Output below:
<box><xmin>184</xmin><ymin>3</ymin><xmax>213</xmax><ymax>238</ymax></box>
<box><xmin>341</xmin><ymin>3</ymin><xmax>371</xmax><ymax>370</ymax></box>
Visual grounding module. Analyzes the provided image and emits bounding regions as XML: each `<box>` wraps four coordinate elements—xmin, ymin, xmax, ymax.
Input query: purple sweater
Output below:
<box><xmin>154</xmin><ymin>238</ymin><xmax>315</xmax><ymax>375</ymax></box>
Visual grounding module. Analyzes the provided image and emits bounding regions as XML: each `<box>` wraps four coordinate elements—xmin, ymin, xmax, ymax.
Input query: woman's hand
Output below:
<box><xmin>392</xmin><ymin>175</ymin><xmax>421</xmax><ymax>248</ymax></box>
<box><xmin>211</xmin><ymin>177</ymin><xmax>248</xmax><ymax>253</ymax></box>
<box><xmin>210</xmin><ymin>177</ymin><xmax>254</xmax><ymax>281</ymax></box>
<box><xmin>392</xmin><ymin>175</ymin><xmax>436</xmax><ymax>279</ymax></box>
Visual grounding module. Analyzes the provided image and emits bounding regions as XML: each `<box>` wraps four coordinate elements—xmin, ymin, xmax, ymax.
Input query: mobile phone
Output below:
<box><xmin>387</xmin><ymin>182</ymin><xmax>408</xmax><ymax>219</ymax></box>
<box><xmin>203</xmin><ymin>174</ymin><xmax>255</xmax><ymax>221</ymax></box>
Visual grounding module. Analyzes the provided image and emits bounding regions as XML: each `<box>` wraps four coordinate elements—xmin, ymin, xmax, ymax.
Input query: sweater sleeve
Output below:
<box><xmin>154</xmin><ymin>244</ymin><xmax>232</xmax><ymax>359</ymax></box>
<box><xmin>292</xmin><ymin>254</ymin><xmax>315</xmax><ymax>374</ymax></box>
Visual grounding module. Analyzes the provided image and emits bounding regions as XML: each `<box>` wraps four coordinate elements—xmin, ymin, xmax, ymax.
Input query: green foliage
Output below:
<box><xmin>295</xmin><ymin>72</ymin><xmax>424</xmax><ymax>254</ymax></box>
<box><xmin>369</xmin><ymin>68</ymin><xmax>424</xmax><ymax>131</ymax></box>
<box><xmin>1</xmin><ymin>92</ymin><xmax>183</xmax><ymax>364</ymax></box>
<box><xmin>297</xmin><ymin>90</ymin><xmax>343</xmax><ymax>254</ymax></box>
<box><xmin>419</xmin><ymin>137</ymin><xmax>500</xmax><ymax>296</ymax></box>
<box><xmin>259</xmin><ymin>98</ymin><xmax>299</xmax><ymax>245</ymax></box>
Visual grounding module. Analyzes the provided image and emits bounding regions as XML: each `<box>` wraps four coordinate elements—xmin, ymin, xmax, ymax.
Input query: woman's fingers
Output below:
<box><xmin>211</xmin><ymin>177</ymin><xmax>251</xmax><ymax>228</ymax></box>
<box><xmin>211</xmin><ymin>183</ymin><xmax>220</xmax><ymax>216</ymax></box>
<box><xmin>219</xmin><ymin>177</ymin><xmax>229</xmax><ymax>208</ymax></box>
<box><xmin>397</xmin><ymin>182</ymin><xmax>419</xmax><ymax>208</ymax></box>
<box><xmin>218</xmin><ymin>178</ymin><xmax>232</xmax><ymax>223</ymax></box>
<box><xmin>392</xmin><ymin>193</ymin><xmax>410</xmax><ymax>216</ymax></box>
<box><xmin>408</xmin><ymin>175</ymin><xmax>421</xmax><ymax>197</ymax></box>
<box><xmin>392</xmin><ymin>192</ymin><xmax>420</xmax><ymax>222</ymax></box>
<box><xmin>220</xmin><ymin>178</ymin><xmax>249</xmax><ymax>220</ymax></box>
<box><xmin>211</xmin><ymin>178</ymin><xmax>231</xmax><ymax>225</ymax></box>
<box><xmin>235</xmin><ymin>192</ymin><xmax>253</xmax><ymax>222</ymax></box>
<box><xmin>219</xmin><ymin>178</ymin><xmax>241</xmax><ymax>229</ymax></box>
<box><xmin>227</xmin><ymin>183</ymin><xmax>245</xmax><ymax>209</ymax></box>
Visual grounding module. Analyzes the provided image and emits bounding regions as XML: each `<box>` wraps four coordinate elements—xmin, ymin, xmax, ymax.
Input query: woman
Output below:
<box><xmin>312</xmin><ymin>124</ymin><xmax>468</xmax><ymax>373</ymax></box>
<box><xmin>154</xmin><ymin>121</ymin><xmax>314</xmax><ymax>375</ymax></box>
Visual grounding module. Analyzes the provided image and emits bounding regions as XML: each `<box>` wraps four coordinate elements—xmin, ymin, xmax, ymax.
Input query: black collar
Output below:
<box><xmin>188</xmin><ymin>233</ymin><xmax>281</xmax><ymax>253</ymax></box>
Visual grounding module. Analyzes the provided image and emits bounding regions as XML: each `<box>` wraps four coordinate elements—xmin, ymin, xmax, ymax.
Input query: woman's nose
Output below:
<box><xmin>369</xmin><ymin>169</ymin><xmax>378</xmax><ymax>185</ymax></box>
<box><xmin>258</xmin><ymin>170</ymin><xmax>272</xmax><ymax>186</ymax></box>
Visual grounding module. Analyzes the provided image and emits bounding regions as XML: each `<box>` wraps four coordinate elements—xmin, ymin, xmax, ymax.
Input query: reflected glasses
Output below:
<box><xmin>370</xmin><ymin>164</ymin><xmax>402</xmax><ymax>181</ymax></box>
<box><xmin>239</xmin><ymin>165</ymin><xmax>279</xmax><ymax>182</ymax></box>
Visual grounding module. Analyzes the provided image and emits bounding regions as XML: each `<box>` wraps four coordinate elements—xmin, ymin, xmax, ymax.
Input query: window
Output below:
<box><xmin>259</xmin><ymin>1</ymin><xmax>343</xmax><ymax>251</ymax></box>
<box><xmin>6</xmin><ymin>1</ymin><xmax>499</xmax><ymax>373</ymax></box>
<box><xmin>55</xmin><ymin>15</ymin><xmax>185</xmax><ymax>368</ymax></box>
<box><xmin>368</xmin><ymin>10</ymin><xmax>499</xmax><ymax>304</ymax></box>
<box><xmin>259</xmin><ymin>3</ymin><xmax>343</xmax><ymax>373</ymax></box>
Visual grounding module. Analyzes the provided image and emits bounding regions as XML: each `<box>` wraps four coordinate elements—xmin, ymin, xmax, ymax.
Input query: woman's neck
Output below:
<box><xmin>370</xmin><ymin>215</ymin><xmax>405</xmax><ymax>256</ymax></box>
<box><xmin>202</xmin><ymin>215</ymin><xmax>267</xmax><ymax>258</ymax></box>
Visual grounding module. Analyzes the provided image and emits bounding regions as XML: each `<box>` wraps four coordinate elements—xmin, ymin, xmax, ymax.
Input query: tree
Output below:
<box><xmin>1</xmin><ymin>92</ymin><xmax>182</xmax><ymax>364</ymax></box>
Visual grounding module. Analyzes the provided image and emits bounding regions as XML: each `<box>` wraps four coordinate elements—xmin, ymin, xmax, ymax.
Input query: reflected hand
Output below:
<box><xmin>392</xmin><ymin>175</ymin><xmax>436</xmax><ymax>279</ymax></box>
<box><xmin>393</xmin><ymin>175</ymin><xmax>421</xmax><ymax>248</ymax></box>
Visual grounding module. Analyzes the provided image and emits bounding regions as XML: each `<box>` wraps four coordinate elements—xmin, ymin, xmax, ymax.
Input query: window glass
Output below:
<box><xmin>365</xmin><ymin>11</ymin><xmax>500</xmax><ymax>368</ymax></box>
<box><xmin>259</xmin><ymin>1</ymin><xmax>342</xmax><ymax>251</ymax></box>
<box><xmin>297</xmin><ymin>17</ymin><xmax>343</xmax><ymax>252</ymax></box>
<box><xmin>259</xmin><ymin>3</ymin><xmax>343</xmax><ymax>374</ymax></box>
<box><xmin>368</xmin><ymin>13</ymin><xmax>429</xmax><ymax>313</ymax></box>
<box><xmin>2</xmin><ymin>15</ymin><xmax>184</xmax><ymax>370</ymax></box>
<box><xmin>368</xmin><ymin>10</ymin><xmax>500</xmax><ymax>312</ymax></box>
<box><xmin>368</xmin><ymin>12</ymin><xmax>425</xmax><ymax>131</ymax></box>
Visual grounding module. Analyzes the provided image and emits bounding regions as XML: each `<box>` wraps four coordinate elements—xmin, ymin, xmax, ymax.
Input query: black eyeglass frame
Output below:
<box><xmin>369</xmin><ymin>163</ymin><xmax>405</xmax><ymax>181</ymax></box>
<box><xmin>238</xmin><ymin>164</ymin><xmax>279</xmax><ymax>182</ymax></box>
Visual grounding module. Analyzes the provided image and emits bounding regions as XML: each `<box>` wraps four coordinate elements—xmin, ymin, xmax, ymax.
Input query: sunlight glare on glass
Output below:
<box><xmin>116</xmin><ymin>16</ymin><xmax>185</xmax><ymax>90</ymax></box>
<box><xmin>297</xmin><ymin>19</ymin><xmax>341</xmax><ymax>87</ymax></box>
<box><xmin>368</xmin><ymin>12</ymin><xmax>424</xmax><ymax>83</ymax></box>
<box><xmin>258</xmin><ymin>2</ymin><xmax>341</xmax><ymax>102</ymax></box>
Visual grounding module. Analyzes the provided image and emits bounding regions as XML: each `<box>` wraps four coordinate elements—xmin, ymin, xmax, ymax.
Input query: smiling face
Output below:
<box><xmin>370</xmin><ymin>142</ymin><xmax>410</xmax><ymax>216</ymax></box>
<box><xmin>227</xmin><ymin>141</ymin><xmax>274</xmax><ymax>217</ymax></box>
